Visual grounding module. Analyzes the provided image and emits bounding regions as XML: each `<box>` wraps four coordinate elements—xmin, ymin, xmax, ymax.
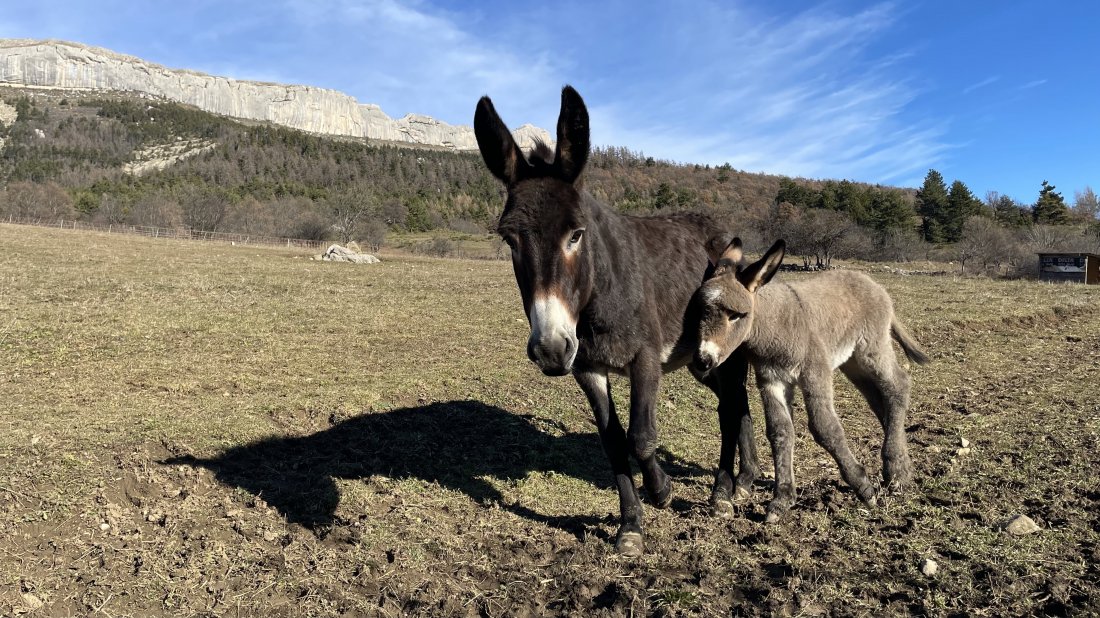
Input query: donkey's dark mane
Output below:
<box><xmin>523</xmin><ymin>140</ymin><xmax>558</xmax><ymax>176</ymax></box>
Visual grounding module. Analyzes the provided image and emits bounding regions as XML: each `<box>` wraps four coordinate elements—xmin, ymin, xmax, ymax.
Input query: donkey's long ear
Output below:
<box><xmin>738</xmin><ymin>239</ymin><xmax>785</xmax><ymax>292</ymax></box>
<box><xmin>706</xmin><ymin>234</ymin><xmax>742</xmax><ymax>267</ymax></box>
<box><xmin>475</xmin><ymin>96</ymin><xmax>530</xmax><ymax>185</ymax></box>
<box><xmin>553</xmin><ymin>85</ymin><xmax>590</xmax><ymax>184</ymax></box>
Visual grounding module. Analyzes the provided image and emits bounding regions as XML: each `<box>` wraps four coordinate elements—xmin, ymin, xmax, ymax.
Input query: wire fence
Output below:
<box><xmin>1</xmin><ymin>214</ymin><xmax>331</xmax><ymax>250</ymax></box>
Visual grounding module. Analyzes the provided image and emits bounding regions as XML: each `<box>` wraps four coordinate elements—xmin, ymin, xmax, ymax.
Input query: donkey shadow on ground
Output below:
<box><xmin>163</xmin><ymin>400</ymin><xmax>710</xmax><ymax>538</ymax></box>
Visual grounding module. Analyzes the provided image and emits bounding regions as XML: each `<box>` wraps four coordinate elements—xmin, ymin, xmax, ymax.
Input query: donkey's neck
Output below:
<box><xmin>744</xmin><ymin>283</ymin><xmax>804</xmax><ymax>361</ymax></box>
<box><xmin>583</xmin><ymin>196</ymin><xmax>639</xmax><ymax>292</ymax></box>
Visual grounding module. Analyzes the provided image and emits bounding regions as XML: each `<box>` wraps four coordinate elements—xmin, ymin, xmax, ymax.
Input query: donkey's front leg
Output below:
<box><xmin>628</xmin><ymin>353</ymin><xmax>673</xmax><ymax>510</ymax></box>
<box><xmin>759</xmin><ymin>378</ymin><xmax>797</xmax><ymax>523</ymax></box>
<box><xmin>708</xmin><ymin>349</ymin><xmax>760</xmax><ymax>518</ymax></box>
<box><xmin>574</xmin><ymin>368</ymin><xmax>645</xmax><ymax>556</ymax></box>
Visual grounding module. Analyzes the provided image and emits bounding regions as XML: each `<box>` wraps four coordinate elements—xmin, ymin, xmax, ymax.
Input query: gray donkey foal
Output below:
<box><xmin>693</xmin><ymin>237</ymin><xmax>929</xmax><ymax>522</ymax></box>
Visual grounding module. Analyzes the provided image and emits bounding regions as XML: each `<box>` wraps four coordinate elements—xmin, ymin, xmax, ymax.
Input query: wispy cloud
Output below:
<box><xmin>574</xmin><ymin>2</ymin><xmax>951</xmax><ymax>186</ymax></box>
<box><xmin>963</xmin><ymin>76</ymin><xmax>1000</xmax><ymax>94</ymax></box>
<box><xmin>279</xmin><ymin>0</ymin><xmax>566</xmax><ymax>127</ymax></box>
<box><xmin>281</xmin><ymin>0</ymin><xmax>950</xmax><ymax>186</ymax></box>
<box><xmin>1020</xmin><ymin>79</ymin><xmax>1047</xmax><ymax>89</ymax></box>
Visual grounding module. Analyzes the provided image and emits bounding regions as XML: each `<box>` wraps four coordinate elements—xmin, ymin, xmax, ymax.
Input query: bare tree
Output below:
<box><xmin>328</xmin><ymin>188</ymin><xmax>378</xmax><ymax>244</ymax></box>
<box><xmin>787</xmin><ymin>209</ymin><xmax>861</xmax><ymax>268</ymax></box>
<box><xmin>1073</xmin><ymin>186</ymin><xmax>1099</xmax><ymax>222</ymax></box>
<box><xmin>0</xmin><ymin>181</ymin><xmax>76</xmax><ymax>221</ymax></box>
<box><xmin>129</xmin><ymin>191</ymin><xmax>183</xmax><ymax>228</ymax></box>
<box><xmin>956</xmin><ymin>216</ymin><xmax>1010</xmax><ymax>274</ymax></box>
<box><xmin>359</xmin><ymin>218</ymin><xmax>387</xmax><ymax>252</ymax></box>
<box><xmin>178</xmin><ymin>185</ymin><xmax>230</xmax><ymax>232</ymax></box>
<box><xmin>1025</xmin><ymin>224</ymin><xmax>1076</xmax><ymax>252</ymax></box>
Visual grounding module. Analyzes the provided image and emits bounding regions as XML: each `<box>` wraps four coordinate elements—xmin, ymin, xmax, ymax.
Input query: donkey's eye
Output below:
<box><xmin>726</xmin><ymin>309</ymin><xmax>744</xmax><ymax>322</ymax></box>
<box><xmin>568</xmin><ymin>229</ymin><xmax>585</xmax><ymax>245</ymax></box>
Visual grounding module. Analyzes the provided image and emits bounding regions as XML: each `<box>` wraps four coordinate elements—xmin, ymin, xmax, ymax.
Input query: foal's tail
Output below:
<box><xmin>891</xmin><ymin>318</ymin><xmax>930</xmax><ymax>365</ymax></box>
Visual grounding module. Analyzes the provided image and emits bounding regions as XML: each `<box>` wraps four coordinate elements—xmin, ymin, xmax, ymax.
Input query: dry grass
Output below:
<box><xmin>1</xmin><ymin>223</ymin><xmax>1098</xmax><ymax>616</ymax></box>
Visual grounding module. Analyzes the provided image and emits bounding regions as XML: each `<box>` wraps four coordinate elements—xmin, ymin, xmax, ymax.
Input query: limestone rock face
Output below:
<box><xmin>0</xmin><ymin>39</ymin><xmax>551</xmax><ymax>151</ymax></box>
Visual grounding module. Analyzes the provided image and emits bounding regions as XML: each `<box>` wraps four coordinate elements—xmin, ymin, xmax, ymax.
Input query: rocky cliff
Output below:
<box><xmin>0</xmin><ymin>39</ymin><xmax>551</xmax><ymax>151</ymax></box>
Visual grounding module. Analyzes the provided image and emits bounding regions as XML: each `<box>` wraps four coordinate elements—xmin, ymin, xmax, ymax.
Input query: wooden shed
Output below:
<box><xmin>1037</xmin><ymin>252</ymin><xmax>1100</xmax><ymax>284</ymax></box>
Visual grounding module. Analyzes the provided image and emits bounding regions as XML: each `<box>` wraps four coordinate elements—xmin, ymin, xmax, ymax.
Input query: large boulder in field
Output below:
<box><xmin>316</xmin><ymin>244</ymin><xmax>380</xmax><ymax>264</ymax></box>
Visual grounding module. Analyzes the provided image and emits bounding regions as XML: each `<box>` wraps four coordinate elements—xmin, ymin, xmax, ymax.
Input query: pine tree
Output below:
<box><xmin>1032</xmin><ymin>180</ymin><xmax>1070</xmax><ymax>225</ymax></box>
<box><xmin>867</xmin><ymin>189</ymin><xmax>916</xmax><ymax>234</ymax></box>
<box><xmin>944</xmin><ymin>180</ymin><xmax>982</xmax><ymax>242</ymax></box>
<box><xmin>916</xmin><ymin>169</ymin><xmax>949</xmax><ymax>242</ymax></box>
<box><xmin>991</xmin><ymin>194</ymin><xmax>1032</xmax><ymax>228</ymax></box>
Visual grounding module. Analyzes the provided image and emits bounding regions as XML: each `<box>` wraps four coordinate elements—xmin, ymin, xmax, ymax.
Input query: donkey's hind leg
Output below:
<box><xmin>844</xmin><ymin>346</ymin><xmax>913</xmax><ymax>490</ymax></box>
<box><xmin>800</xmin><ymin>368</ymin><xmax>878</xmax><ymax>508</ymax></box>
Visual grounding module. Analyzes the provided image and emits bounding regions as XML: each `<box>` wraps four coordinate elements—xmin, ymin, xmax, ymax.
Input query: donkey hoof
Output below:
<box><xmin>733</xmin><ymin>486</ymin><xmax>752</xmax><ymax>502</ymax></box>
<box><xmin>711</xmin><ymin>498</ymin><xmax>735</xmax><ymax>519</ymax></box>
<box><xmin>615</xmin><ymin>531</ymin><xmax>644</xmax><ymax>557</ymax></box>
<box><xmin>859</xmin><ymin>486</ymin><xmax>879</xmax><ymax>507</ymax></box>
<box><xmin>648</xmin><ymin>478</ymin><xmax>674</xmax><ymax>509</ymax></box>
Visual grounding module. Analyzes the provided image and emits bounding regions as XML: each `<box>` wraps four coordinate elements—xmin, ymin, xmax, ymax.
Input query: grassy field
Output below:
<box><xmin>1</xmin><ymin>223</ymin><xmax>1098</xmax><ymax>617</ymax></box>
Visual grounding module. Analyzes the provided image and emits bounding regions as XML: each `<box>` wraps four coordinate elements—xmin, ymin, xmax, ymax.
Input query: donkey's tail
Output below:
<box><xmin>891</xmin><ymin>319</ymin><xmax>930</xmax><ymax>365</ymax></box>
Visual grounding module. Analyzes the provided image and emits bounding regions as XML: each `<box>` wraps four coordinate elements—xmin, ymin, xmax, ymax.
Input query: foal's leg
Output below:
<box><xmin>759</xmin><ymin>377</ymin><xmax>797</xmax><ymax>523</ymax></box>
<box><xmin>575</xmin><ymin>367</ymin><xmax>645</xmax><ymax>556</ymax></box>
<box><xmin>848</xmin><ymin>346</ymin><xmax>914</xmax><ymax>489</ymax></box>
<box><xmin>702</xmin><ymin>349</ymin><xmax>759</xmax><ymax>518</ymax></box>
<box><xmin>800</xmin><ymin>368</ymin><xmax>878</xmax><ymax>506</ymax></box>
<box><xmin>627</xmin><ymin>352</ymin><xmax>673</xmax><ymax>510</ymax></box>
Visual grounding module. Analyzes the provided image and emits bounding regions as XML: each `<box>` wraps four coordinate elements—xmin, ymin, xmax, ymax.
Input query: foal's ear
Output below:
<box><xmin>738</xmin><ymin>239</ymin><xmax>785</xmax><ymax>292</ymax></box>
<box><xmin>553</xmin><ymin>85</ymin><xmax>590</xmax><ymax>184</ymax></box>
<box><xmin>706</xmin><ymin>234</ymin><xmax>742</xmax><ymax>267</ymax></box>
<box><xmin>475</xmin><ymin>96</ymin><xmax>530</xmax><ymax>185</ymax></box>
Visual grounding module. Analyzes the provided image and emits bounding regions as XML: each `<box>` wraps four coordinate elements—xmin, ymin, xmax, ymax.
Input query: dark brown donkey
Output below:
<box><xmin>474</xmin><ymin>86</ymin><xmax>759</xmax><ymax>555</ymax></box>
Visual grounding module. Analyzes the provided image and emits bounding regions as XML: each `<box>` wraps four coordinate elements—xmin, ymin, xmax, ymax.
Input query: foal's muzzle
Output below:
<box><xmin>693</xmin><ymin>341</ymin><xmax>723</xmax><ymax>375</ymax></box>
<box><xmin>693</xmin><ymin>351</ymin><xmax>717</xmax><ymax>375</ymax></box>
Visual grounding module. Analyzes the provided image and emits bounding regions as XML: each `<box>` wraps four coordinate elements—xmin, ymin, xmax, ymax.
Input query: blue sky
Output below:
<box><xmin>2</xmin><ymin>1</ymin><xmax>1097</xmax><ymax>203</ymax></box>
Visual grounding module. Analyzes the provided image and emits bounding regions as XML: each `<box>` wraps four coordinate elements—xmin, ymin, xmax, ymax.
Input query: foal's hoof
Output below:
<box><xmin>615</xmin><ymin>531</ymin><xmax>644</xmax><ymax>557</ymax></box>
<box><xmin>711</xmin><ymin>498</ymin><xmax>735</xmax><ymax>519</ymax></box>
<box><xmin>765</xmin><ymin>501</ymin><xmax>790</xmax><ymax>524</ymax></box>
<box><xmin>884</xmin><ymin>471</ymin><xmax>912</xmax><ymax>493</ymax></box>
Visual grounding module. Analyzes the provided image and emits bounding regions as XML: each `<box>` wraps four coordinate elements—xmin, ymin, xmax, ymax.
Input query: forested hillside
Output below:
<box><xmin>1</xmin><ymin>88</ymin><xmax>1096</xmax><ymax>272</ymax></box>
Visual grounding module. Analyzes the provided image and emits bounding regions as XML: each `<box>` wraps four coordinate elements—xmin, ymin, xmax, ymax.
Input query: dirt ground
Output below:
<box><xmin>1</xmin><ymin>224</ymin><xmax>1098</xmax><ymax>616</ymax></box>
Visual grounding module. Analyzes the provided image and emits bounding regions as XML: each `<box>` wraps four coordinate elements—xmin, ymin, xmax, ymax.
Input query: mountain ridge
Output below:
<box><xmin>0</xmin><ymin>38</ymin><xmax>551</xmax><ymax>151</ymax></box>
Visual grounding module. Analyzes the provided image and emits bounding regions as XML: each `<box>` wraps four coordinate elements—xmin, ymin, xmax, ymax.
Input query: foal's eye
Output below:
<box><xmin>725</xmin><ymin>309</ymin><xmax>743</xmax><ymax>322</ymax></box>
<box><xmin>568</xmin><ymin>229</ymin><xmax>585</xmax><ymax>245</ymax></box>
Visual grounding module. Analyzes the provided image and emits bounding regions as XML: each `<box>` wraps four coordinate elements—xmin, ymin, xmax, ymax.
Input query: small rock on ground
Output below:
<box><xmin>921</xmin><ymin>558</ymin><xmax>939</xmax><ymax>576</ymax></box>
<box><xmin>1002</xmin><ymin>514</ymin><xmax>1040</xmax><ymax>535</ymax></box>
